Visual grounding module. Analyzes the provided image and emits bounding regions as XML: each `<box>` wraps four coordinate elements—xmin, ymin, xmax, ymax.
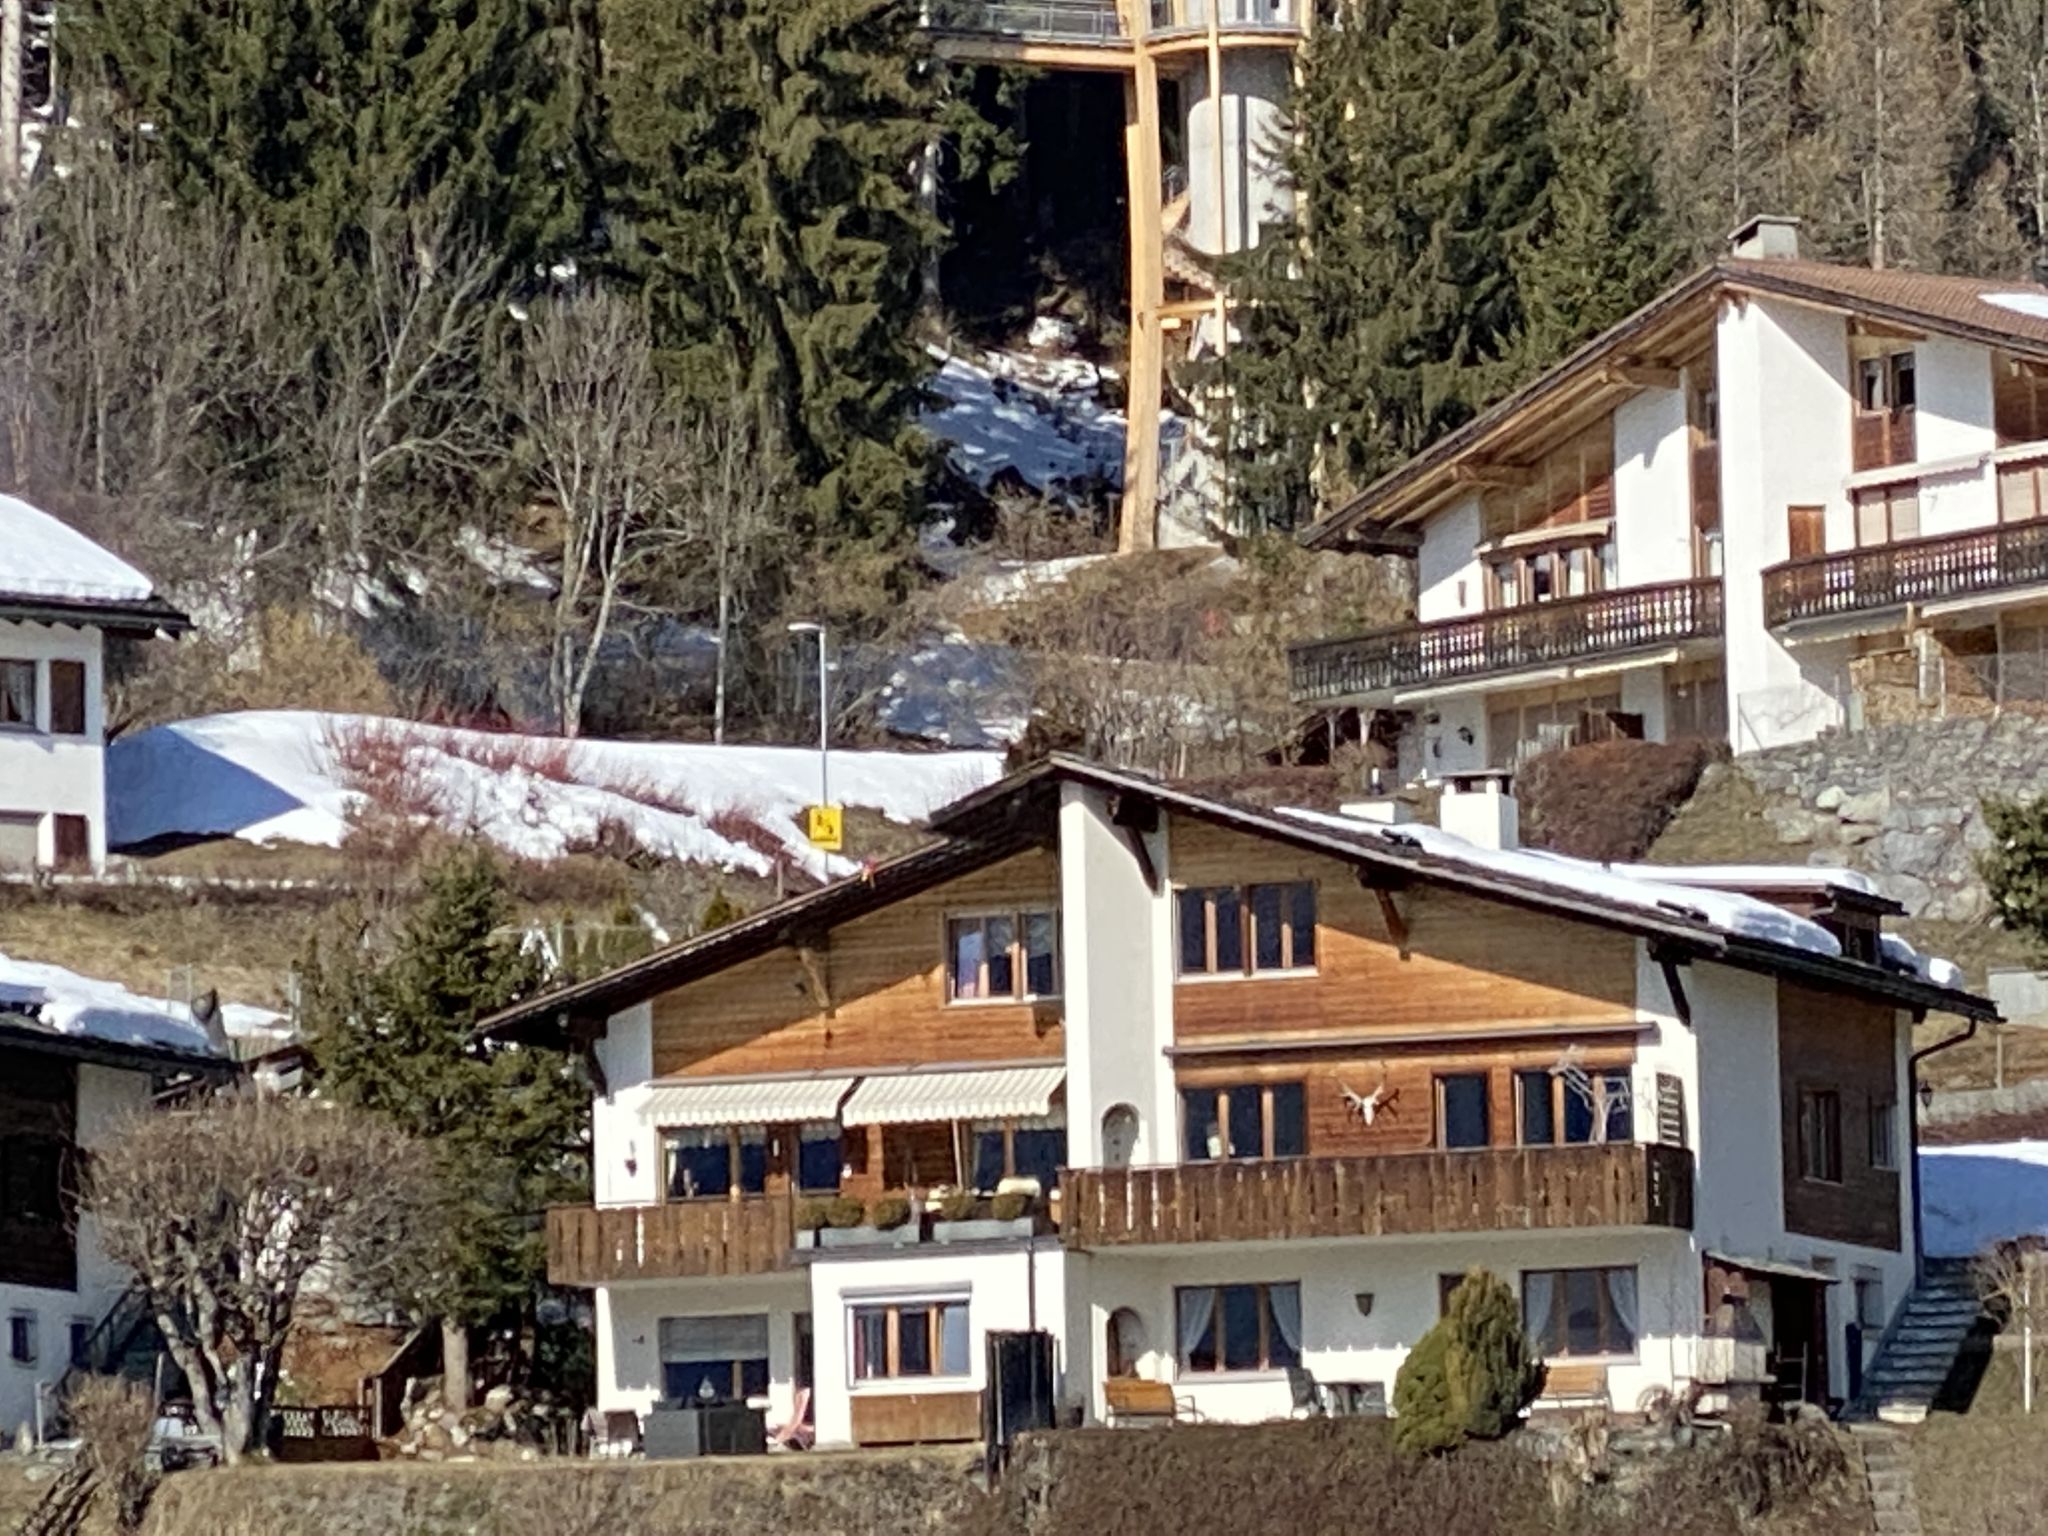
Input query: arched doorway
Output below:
<box><xmin>1101</xmin><ymin>1104</ymin><xmax>1140</xmax><ymax>1167</ymax></box>
<box><xmin>1107</xmin><ymin>1307</ymin><xmax>1147</xmax><ymax>1378</ymax></box>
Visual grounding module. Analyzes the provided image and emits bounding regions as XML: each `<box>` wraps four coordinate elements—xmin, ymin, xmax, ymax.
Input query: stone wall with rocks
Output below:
<box><xmin>1705</xmin><ymin>715</ymin><xmax>2048</xmax><ymax>924</ymax></box>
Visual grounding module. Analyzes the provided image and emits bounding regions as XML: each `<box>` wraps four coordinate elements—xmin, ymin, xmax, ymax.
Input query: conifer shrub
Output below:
<box><xmin>793</xmin><ymin>1197</ymin><xmax>835</xmax><ymax>1232</ymax></box>
<box><xmin>1392</xmin><ymin>1269</ymin><xmax>1543</xmax><ymax>1455</ymax></box>
<box><xmin>823</xmin><ymin>1196</ymin><xmax>868</xmax><ymax>1229</ymax></box>
<box><xmin>990</xmin><ymin>1190</ymin><xmax>1033</xmax><ymax>1222</ymax></box>
<box><xmin>868</xmin><ymin>1195</ymin><xmax>914</xmax><ymax>1230</ymax></box>
<box><xmin>934</xmin><ymin>1190</ymin><xmax>979</xmax><ymax>1222</ymax></box>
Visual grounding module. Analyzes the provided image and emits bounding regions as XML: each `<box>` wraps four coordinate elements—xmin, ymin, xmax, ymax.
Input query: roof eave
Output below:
<box><xmin>0</xmin><ymin>1017</ymin><xmax>240</xmax><ymax>1076</ymax></box>
<box><xmin>0</xmin><ymin>594</ymin><xmax>195</xmax><ymax>636</ymax></box>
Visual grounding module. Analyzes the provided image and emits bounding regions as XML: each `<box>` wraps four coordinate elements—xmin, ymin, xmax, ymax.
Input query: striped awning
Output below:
<box><xmin>641</xmin><ymin>1076</ymin><xmax>855</xmax><ymax>1128</ymax></box>
<box><xmin>841</xmin><ymin>1065</ymin><xmax>1065</xmax><ymax>1127</ymax></box>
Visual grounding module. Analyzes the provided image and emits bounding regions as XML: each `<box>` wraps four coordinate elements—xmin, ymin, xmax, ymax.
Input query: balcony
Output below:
<box><xmin>548</xmin><ymin>1199</ymin><xmax>797</xmax><ymax>1286</ymax></box>
<box><xmin>926</xmin><ymin>0</ymin><xmax>1126</xmax><ymax>43</ymax></box>
<box><xmin>1764</xmin><ymin>519</ymin><xmax>2048</xmax><ymax>629</ymax></box>
<box><xmin>1061</xmin><ymin>1142</ymin><xmax>1695</xmax><ymax>1250</ymax></box>
<box><xmin>1287</xmin><ymin>578</ymin><xmax>1723</xmax><ymax>704</ymax></box>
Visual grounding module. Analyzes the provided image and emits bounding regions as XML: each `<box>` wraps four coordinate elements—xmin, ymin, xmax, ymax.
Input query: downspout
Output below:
<box><xmin>1908</xmin><ymin>1012</ymin><xmax>1979</xmax><ymax>1286</ymax></box>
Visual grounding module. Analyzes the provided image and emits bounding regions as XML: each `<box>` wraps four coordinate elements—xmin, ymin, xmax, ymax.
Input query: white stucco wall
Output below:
<box><xmin>0</xmin><ymin>1063</ymin><xmax>155</xmax><ymax>1442</ymax></box>
<box><xmin>1718</xmin><ymin>297</ymin><xmax>1852</xmax><ymax>750</ymax></box>
<box><xmin>1914</xmin><ymin>335</ymin><xmax>1998</xmax><ymax>481</ymax></box>
<box><xmin>1614</xmin><ymin>385</ymin><xmax>1694</xmax><ymax>588</ymax></box>
<box><xmin>808</xmin><ymin>1244</ymin><xmax>1068</xmax><ymax>1448</ymax></box>
<box><xmin>592</xmin><ymin>1003</ymin><xmax>660</xmax><ymax>1208</ymax></box>
<box><xmin>1081</xmin><ymin>1229</ymin><xmax>1697</xmax><ymax>1424</ymax></box>
<box><xmin>1060</xmin><ymin>787</ymin><xmax>1174</xmax><ymax>1169</ymax></box>
<box><xmin>1183</xmin><ymin>50</ymin><xmax>1291</xmax><ymax>258</ymax></box>
<box><xmin>1686</xmin><ymin>962</ymin><xmax>1914</xmax><ymax>1399</ymax></box>
<box><xmin>595</xmin><ymin>1273</ymin><xmax>810</xmax><ymax>1427</ymax></box>
<box><xmin>1416</xmin><ymin>495</ymin><xmax>1484</xmax><ymax>623</ymax></box>
<box><xmin>0</xmin><ymin>620</ymin><xmax>107</xmax><ymax>868</ymax></box>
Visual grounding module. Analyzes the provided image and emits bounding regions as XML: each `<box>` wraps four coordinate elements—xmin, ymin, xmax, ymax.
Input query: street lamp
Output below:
<box><xmin>787</xmin><ymin>621</ymin><xmax>829</xmax><ymax>811</ymax></box>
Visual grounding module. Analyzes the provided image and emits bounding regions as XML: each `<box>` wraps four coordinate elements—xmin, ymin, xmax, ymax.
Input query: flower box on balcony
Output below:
<box><xmin>799</xmin><ymin>1224</ymin><xmax>923</xmax><ymax>1251</ymax></box>
<box><xmin>930</xmin><ymin>1216</ymin><xmax>1037</xmax><ymax>1244</ymax></box>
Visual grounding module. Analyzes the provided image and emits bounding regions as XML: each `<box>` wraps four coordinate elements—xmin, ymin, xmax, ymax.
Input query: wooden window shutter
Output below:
<box><xmin>1852</xmin><ymin>411</ymin><xmax>1886</xmax><ymax>473</ymax></box>
<box><xmin>47</xmin><ymin>662</ymin><xmax>85</xmax><ymax>737</ymax></box>
<box><xmin>1583</xmin><ymin>460</ymin><xmax>1615</xmax><ymax>523</ymax></box>
<box><xmin>1655</xmin><ymin>1073</ymin><xmax>1687</xmax><ymax>1148</ymax></box>
<box><xmin>1995</xmin><ymin>361</ymin><xmax>2039</xmax><ymax>445</ymax></box>
<box><xmin>1690</xmin><ymin>441</ymin><xmax>1719</xmax><ymax>531</ymax></box>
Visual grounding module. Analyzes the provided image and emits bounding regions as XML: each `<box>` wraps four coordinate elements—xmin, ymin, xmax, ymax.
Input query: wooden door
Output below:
<box><xmin>1786</xmin><ymin>505</ymin><xmax>1825</xmax><ymax>560</ymax></box>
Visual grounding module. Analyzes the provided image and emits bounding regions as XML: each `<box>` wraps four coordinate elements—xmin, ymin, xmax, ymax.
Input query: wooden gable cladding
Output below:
<box><xmin>0</xmin><ymin>1045</ymin><xmax>78</xmax><ymax>1292</ymax></box>
<box><xmin>1177</xmin><ymin>1037</ymin><xmax>1638</xmax><ymax>1159</ymax></box>
<box><xmin>1167</xmin><ymin>820</ymin><xmax>1638</xmax><ymax>1044</ymax></box>
<box><xmin>1777</xmin><ymin>981</ymin><xmax>1901</xmax><ymax>1252</ymax></box>
<box><xmin>649</xmin><ymin>849</ymin><xmax>1063</xmax><ymax>1079</ymax></box>
<box><xmin>1995</xmin><ymin>351</ymin><xmax>2048</xmax><ymax>446</ymax></box>
<box><xmin>1481</xmin><ymin>420</ymin><xmax>1615</xmax><ymax>541</ymax></box>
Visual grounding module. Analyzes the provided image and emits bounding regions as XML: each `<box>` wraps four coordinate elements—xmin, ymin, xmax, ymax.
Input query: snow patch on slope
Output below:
<box><xmin>0</xmin><ymin>951</ymin><xmax>256</xmax><ymax>1058</ymax></box>
<box><xmin>0</xmin><ymin>493</ymin><xmax>159</xmax><ymax>604</ymax></box>
<box><xmin>108</xmin><ymin>712</ymin><xmax>1004</xmax><ymax>881</ymax></box>
<box><xmin>922</xmin><ymin>344</ymin><xmax>1128</xmax><ymax>496</ymax></box>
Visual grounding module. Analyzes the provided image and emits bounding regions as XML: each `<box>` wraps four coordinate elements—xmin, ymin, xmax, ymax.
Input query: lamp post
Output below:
<box><xmin>787</xmin><ymin>621</ymin><xmax>829</xmax><ymax>811</ymax></box>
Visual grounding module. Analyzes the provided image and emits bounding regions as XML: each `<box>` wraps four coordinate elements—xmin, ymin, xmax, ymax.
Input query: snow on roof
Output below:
<box><xmin>1922</xmin><ymin>1141</ymin><xmax>2048</xmax><ymax>1257</ymax></box>
<box><xmin>0</xmin><ymin>950</ymin><xmax>244</xmax><ymax>1059</ymax></box>
<box><xmin>1274</xmin><ymin>807</ymin><xmax>1844</xmax><ymax>957</ymax></box>
<box><xmin>0</xmin><ymin>493</ymin><xmax>159</xmax><ymax>605</ymax></box>
<box><xmin>1605</xmin><ymin>863</ymin><xmax>1883</xmax><ymax>898</ymax></box>
<box><xmin>108</xmin><ymin>711</ymin><xmax>1006</xmax><ymax>882</ymax></box>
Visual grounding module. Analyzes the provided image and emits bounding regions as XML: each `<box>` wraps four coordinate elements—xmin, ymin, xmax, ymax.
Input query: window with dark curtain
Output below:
<box><xmin>1226</xmin><ymin>1086</ymin><xmax>1263</xmax><ymax>1159</ymax></box>
<box><xmin>798</xmin><ymin>1126</ymin><xmax>842</xmax><ymax>1192</ymax></box>
<box><xmin>1012</xmin><ymin>1124</ymin><xmax>1065</xmax><ymax>1189</ymax></box>
<box><xmin>1439</xmin><ymin>1074</ymin><xmax>1490</xmax><ymax>1149</ymax></box>
<box><xmin>1177</xmin><ymin>889</ymin><xmax>1210</xmax><ymax>973</ymax></box>
<box><xmin>1269</xmin><ymin>1083</ymin><xmax>1307</xmax><ymax>1157</ymax></box>
<box><xmin>1252</xmin><ymin>884</ymin><xmax>1285</xmax><ymax>969</ymax></box>
<box><xmin>973</xmin><ymin>1127</ymin><xmax>1007</xmax><ymax>1192</ymax></box>
<box><xmin>1213</xmin><ymin>888</ymin><xmax>1244</xmax><ymax>971</ymax></box>
<box><xmin>1182</xmin><ymin>1087</ymin><xmax>1221</xmax><ymax>1161</ymax></box>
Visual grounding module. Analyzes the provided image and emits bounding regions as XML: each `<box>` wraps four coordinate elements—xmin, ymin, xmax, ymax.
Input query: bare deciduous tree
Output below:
<box><xmin>508</xmin><ymin>291</ymin><xmax>690</xmax><ymax>737</ymax></box>
<box><xmin>86</xmin><ymin>1091</ymin><xmax>435</xmax><ymax>1464</ymax></box>
<box><xmin>679</xmin><ymin>406</ymin><xmax>784</xmax><ymax>744</ymax></box>
<box><xmin>1979</xmin><ymin>1239</ymin><xmax>2048</xmax><ymax>1412</ymax></box>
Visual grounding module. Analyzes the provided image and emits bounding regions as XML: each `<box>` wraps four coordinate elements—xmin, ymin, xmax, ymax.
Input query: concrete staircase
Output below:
<box><xmin>1849</xmin><ymin>1422</ymin><xmax>1923</xmax><ymax>1536</ymax></box>
<box><xmin>1860</xmin><ymin>1258</ymin><xmax>1981</xmax><ymax>1425</ymax></box>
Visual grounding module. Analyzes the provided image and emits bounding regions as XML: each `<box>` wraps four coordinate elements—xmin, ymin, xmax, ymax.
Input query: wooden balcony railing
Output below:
<box><xmin>1763</xmin><ymin>518</ymin><xmax>2048</xmax><ymax>628</ymax></box>
<box><xmin>549</xmin><ymin>1198</ymin><xmax>797</xmax><ymax>1286</ymax></box>
<box><xmin>1287</xmin><ymin>578</ymin><xmax>1723</xmax><ymax>704</ymax></box>
<box><xmin>1061</xmin><ymin>1142</ymin><xmax>1694</xmax><ymax>1249</ymax></box>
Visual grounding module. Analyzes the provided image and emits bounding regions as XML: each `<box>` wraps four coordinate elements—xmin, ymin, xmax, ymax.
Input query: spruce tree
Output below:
<box><xmin>1511</xmin><ymin>0</ymin><xmax>1677</xmax><ymax>370</ymax></box>
<box><xmin>602</xmin><ymin>0</ymin><xmax>943</xmax><ymax>540</ymax></box>
<box><xmin>63</xmin><ymin>0</ymin><xmax>599</xmax><ymax>274</ymax></box>
<box><xmin>304</xmin><ymin>845</ymin><xmax>586</xmax><ymax>1408</ymax></box>
<box><xmin>1392</xmin><ymin>1268</ymin><xmax>1543</xmax><ymax>1454</ymax></box>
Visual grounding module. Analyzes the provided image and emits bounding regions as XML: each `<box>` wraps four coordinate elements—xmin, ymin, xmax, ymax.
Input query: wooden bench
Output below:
<box><xmin>1531</xmin><ymin>1362</ymin><xmax>1611</xmax><ymax>1413</ymax></box>
<box><xmin>1103</xmin><ymin>1377</ymin><xmax>1196</xmax><ymax>1425</ymax></box>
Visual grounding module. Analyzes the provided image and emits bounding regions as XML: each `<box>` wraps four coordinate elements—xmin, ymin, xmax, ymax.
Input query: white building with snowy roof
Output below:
<box><xmin>0</xmin><ymin>951</ymin><xmax>234</xmax><ymax>1441</ymax></box>
<box><xmin>0</xmin><ymin>495</ymin><xmax>190</xmax><ymax>871</ymax></box>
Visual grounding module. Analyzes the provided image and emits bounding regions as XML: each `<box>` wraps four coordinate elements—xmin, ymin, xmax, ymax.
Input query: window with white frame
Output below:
<box><xmin>0</xmin><ymin>660</ymin><xmax>33</xmax><ymax>729</ymax></box>
<box><xmin>947</xmin><ymin>910</ymin><xmax>1059</xmax><ymax>1002</ymax></box>
<box><xmin>850</xmin><ymin>1296</ymin><xmax>971</xmax><ymax>1382</ymax></box>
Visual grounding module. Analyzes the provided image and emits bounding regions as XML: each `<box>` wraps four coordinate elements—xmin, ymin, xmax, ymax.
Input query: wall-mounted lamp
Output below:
<box><xmin>1457</xmin><ymin>727</ymin><xmax>1474</xmax><ymax>746</ymax></box>
<box><xmin>1354</xmin><ymin>1292</ymin><xmax>1374</xmax><ymax>1318</ymax></box>
<box><xmin>1917</xmin><ymin>1079</ymin><xmax>1934</xmax><ymax>1113</ymax></box>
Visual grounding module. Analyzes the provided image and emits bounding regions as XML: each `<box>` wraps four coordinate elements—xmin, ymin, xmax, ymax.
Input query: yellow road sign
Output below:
<box><xmin>806</xmin><ymin>804</ymin><xmax>843</xmax><ymax>852</ymax></box>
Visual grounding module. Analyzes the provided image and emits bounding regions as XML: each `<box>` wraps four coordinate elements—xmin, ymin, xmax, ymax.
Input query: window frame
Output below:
<box><xmin>945</xmin><ymin>907</ymin><xmax>1061</xmax><ymax>1005</ymax></box>
<box><xmin>1797</xmin><ymin>1087</ymin><xmax>1844</xmax><ymax>1184</ymax></box>
<box><xmin>0</xmin><ymin>659</ymin><xmax>35</xmax><ymax>732</ymax></box>
<box><xmin>1173</xmin><ymin>1281</ymin><xmax>1302</xmax><ymax>1376</ymax></box>
<box><xmin>1868</xmin><ymin>1095</ymin><xmax>1898</xmax><ymax>1173</ymax></box>
<box><xmin>1175</xmin><ymin>881</ymin><xmax>1317</xmax><ymax>980</ymax></box>
<box><xmin>1520</xmin><ymin>1266</ymin><xmax>1639</xmax><ymax>1361</ymax></box>
<box><xmin>1436</xmin><ymin>1072</ymin><xmax>1492</xmax><ymax>1150</ymax></box>
<box><xmin>967</xmin><ymin>1111</ymin><xmax>1066</xmax><ymax>1193</ymax></box>
<box><xmin>1515</xmin><ymin>1067</ymin><xmax>1634</xmax><ymax>1147</ymax></box>
<box><xmin>1179</xmin><ymin>1081</ymin><xmax>1308</xmax><ymax>1162</ymax></box>
<box><xmin>46</xmin><ymin>660</ymin><xmax>86</xmax><ymax>737</ymax></box>
<box><xmin>660</xmin><ymin>1123</ymin><xmax>772</xmax><ymax>1202</ymax></box>
<box><xmin>848</xmin><ymin>1296</ymin><xmax>972</xmax><ymax>1385</ymax></box>
<box><xmin>8</xmin><ymin>1312</ymin><xmax>35</xmax><ymax>1366</ymax></box>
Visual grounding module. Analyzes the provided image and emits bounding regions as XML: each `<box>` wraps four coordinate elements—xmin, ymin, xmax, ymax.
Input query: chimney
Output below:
<box><xmin>1728</xmin><ymin>214</ymin><xmax>1801</xmax><ymax>261</ymax></box>
<box><xmin>1340</xmin><ymin>766</ymin><xmax>1416</xmax><ymax>827</ymax></box>
<box><xmin>1438</xmin><ymin>770</ymin><xmax>1519</xmax><ymax>851</ymax></box>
